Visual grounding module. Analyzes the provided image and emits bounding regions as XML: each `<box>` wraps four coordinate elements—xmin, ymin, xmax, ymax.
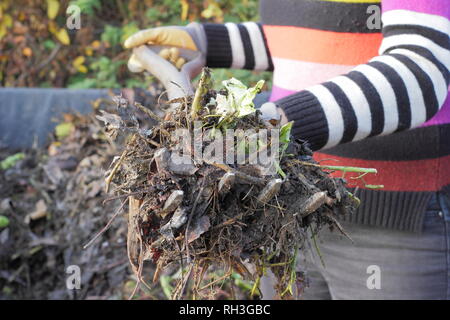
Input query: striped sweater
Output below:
<box><xmin>202</xmin><ymin>0</ymin><xmax>450</xmax><ymax>232</ymax></box>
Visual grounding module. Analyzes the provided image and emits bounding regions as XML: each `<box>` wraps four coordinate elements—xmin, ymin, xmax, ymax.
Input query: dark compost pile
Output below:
<box><xmin>0</xmin><ymin>96</ymin><xmax>157</xmax><ymax>300</ymax></box>
<box><xmin>98</xmin><ymin>69</ymin><xmax>359</xmax><ymax>299</ymax></box>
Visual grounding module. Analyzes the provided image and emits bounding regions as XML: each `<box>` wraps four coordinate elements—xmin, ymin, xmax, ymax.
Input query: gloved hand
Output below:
<box><xmin>124</xmin><ymin>23</ymin><xmax>207</xmax><ymax>107</ymax></box>
<box><xmin>124</xmin><ymin>23</ymin><xmax>207</xmax><ymax>80</ymax></box>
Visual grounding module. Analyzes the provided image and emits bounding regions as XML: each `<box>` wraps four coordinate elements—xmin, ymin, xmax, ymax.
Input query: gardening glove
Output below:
<box><xmin>124</xmin><ymin>23</ymin><xmax>207</xmax><ymax>105</ymax></box>
<box><xmin>124</xmin><ymin>23</ymin><xmax>206</xmax><ymax>54</ymax></box>
<box><xmin>124</xmin><ymin>23</ymin><xmax>207</xmax><ymax>80</ymax></box>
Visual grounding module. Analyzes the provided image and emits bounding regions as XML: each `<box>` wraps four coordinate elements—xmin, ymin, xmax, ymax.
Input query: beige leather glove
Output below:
<box><xmin>124</xmin><ymin>23</ymin><xmax>206</xmax><ymax>54</ymax></box>
<box><xmin>124</xmin><ymin>23</ymin><xmax>207</xmax><ymax>100</ymax></box>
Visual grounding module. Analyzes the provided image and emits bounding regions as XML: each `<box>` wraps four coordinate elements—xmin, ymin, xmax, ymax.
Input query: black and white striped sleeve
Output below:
<box><xmin>203</xmin><ymin>22</ymin><xmax>274</xmax><ymax>71</ymax></box>
<box><xmin>276</xmin><ymin>9</ymin><xmax>449</xmax><ymax>151</ymax></box>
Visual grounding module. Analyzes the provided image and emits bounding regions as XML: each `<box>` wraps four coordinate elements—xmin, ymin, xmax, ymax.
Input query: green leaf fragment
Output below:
<box><xmin>279</xmin><ymin>121</ymin><xmax>293</xmax><ymax>145</ymax></box>
<box><xmin>216</xmin><ymin>78</ymin><xmax>264</xmax><ymax>122</ymax></box>
<box><xmin>231</xmin><ymin>273</ymin><xmax>254</xmax><ymax>292</ymax></box>
<box><xmin>55</xmin><ymin>122</ymin><xmax>74</xmax><ymax>140</ymax></box>
<box><xmin>364</xmin><ymin>184</ymin><xmax>384</xmax><ymax>189</ymax></box>
<box><xmin>0</xmin><ymin>215</ymin><xmax>9</xmax><ymax>228</ymax></box>
<box><xmin>160</xmin><ymin>275</ymin><xmax>174</xmax><ymax>300</ymax></box>
<box><xmin>275</xmin><ymin>161</ymin><xmax>286</xmax><ymax>179</ymax></box>
<box><xmin>0</xmin><ymin>153</ymin><xmax>25</xmax><ymax>170</ymax></box>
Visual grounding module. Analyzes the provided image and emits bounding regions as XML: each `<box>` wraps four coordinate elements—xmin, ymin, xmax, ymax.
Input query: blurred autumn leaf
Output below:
<box><xmin>0</xmin><ymin>0</ymin><xmax>270</xmax><ymax>89</ymax></box>
<box><xmin>201</xmin><ymin>1</ymin><xmax>224</xmax><ymax>21</ymax></box>
<box><xmin>0</xmin><ymin>0</ymin><xmax>13</xmax><ymax>41</ymax></box>
<box><xmin>46</xmin><ymin>0</ymin><xmax>60</xmax><ymax>20</ymax></box>
<box><xmin>72</xmin><ymin>55</ymin><xmax>88</xmax><ymax>73</ymax></box>
<box><xmin>48</xmin><ymin>21</ymin><xmax>71</xmax><ymax>45</ymax></box>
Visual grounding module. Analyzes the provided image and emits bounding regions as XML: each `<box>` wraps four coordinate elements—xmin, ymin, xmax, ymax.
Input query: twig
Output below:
<box><xmin>129</xmin><ymin>233</ymin><xmax>153</xmax><ymax>300</ymax></box>
<box><xmin>310</xmin><ymin>226</ymin><xmax>326</xmax><ymax>268</ymax></box>
<box><xmin>198</xmin><ymin>269</ymin><xmax>232</xmax><ymax>291</ymax></box>
<box><xmin>324</xmin><ymin>211</ymin><xmax>354</xmax><ymax>244</ymax></box>
<box><xmin>133</xmin><ymin>102</ymin><xmax>162</xmax><ymax>122</ymax></box>
<box><xmin>36</xmin><ymin>44</ymin><xmax>61</xmax><ymax>71</ymax></box>
<box><xmin>105</xmin><ymin>148</ymin><xmax>128</xmax><ymax>193</ymax></box>
<box><xmin>83</xmin><ymin>199</ymin><xmax>127</xmax><ymax>249</ymax></box>
<box><xmin>293</xmin><ymin>160</ymin><xmax>377</xmax><ymax>174</ymax></box>
<box><xmin>173</xmin><ymin>262</ymin><xmax>194</xmax><ymax>300</ymax></box>
<box><xmin>102</xmin><ymin>190</ymin><xmax>146</xmax><ymax>205</ymax></box>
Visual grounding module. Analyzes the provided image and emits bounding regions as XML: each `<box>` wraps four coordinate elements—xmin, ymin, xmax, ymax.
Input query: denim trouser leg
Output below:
<box><xmin>440</xmin><ymin>192</ymin><xmax>450</xmax><ymax>299</ymax></box>
<box><xmin>261</xmin><ymin>192</ymin><xmax>450</xmax><ymax>299</ymax></box>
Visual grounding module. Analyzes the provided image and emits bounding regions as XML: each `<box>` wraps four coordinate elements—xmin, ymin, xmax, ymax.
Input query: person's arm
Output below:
<box><xmin>124</xmin><ymin>21</ymin><xmax>273</xmax><ymax>73</ymax></box>
<box><xmin>202</xmin><ymin>22</ymin><xmax>274</xmax><ymax>71</ymax></box>
<box><xmin>266</xmin><ymin>0</ymin><xmax>449</xmax><ymax>151</ymax></box>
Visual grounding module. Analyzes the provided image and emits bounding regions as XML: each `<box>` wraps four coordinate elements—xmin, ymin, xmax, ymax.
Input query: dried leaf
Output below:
<box><xmin>96</xmin><ymin>110</ymin><xmax>125</xmax><ymax>130</ymax></box>
<box><xmin>22</xmin><ymin>47</ymin><xmax>32</xmax><ymax>57</ymax></box>
<box><xmin>55</xmin><ymin>28</ymin><xmax>70</xmax><ymax>45</ymax></box>
<box><xmin>0</xmin><ymin>14</ymin><xmax>12</xmax><ymax>41</ymax></box>
<box><xmin>49</xmin><ymin>22</ymin><xmax>70</xmax><ymax>45</ymax></box>
<box><xmin>43</xmin><ymin>160</ymin><xmax>64</xmax><ymax>185</ymax></box>
<box><xmin>72</xmin><ymin>55</ymin><xmax>88</xmax><ymax>73</ymax></box>
<box><xmin>201</xmin><ymin>2</ymin><xmax>223</xmax><ymax>21</ymax></box>
<box><xmin>187</xmin><ymin>216</ymin><xmax>210</xmax><ymax>243</ymax></box>
<box><xmin>25</xmin><ymin>200</ymin><xmax>48</xmax><ymax>224</ymax></box>
<box><xmin>180</xmin><ymin>0</ymin><xmax>189</xmax><ymax>21</ymax></box>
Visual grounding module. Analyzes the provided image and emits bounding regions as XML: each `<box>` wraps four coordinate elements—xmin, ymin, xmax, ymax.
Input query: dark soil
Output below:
<box><xmin>0</xmin><ymin>102</ymin><xmax>132</xmax><ymax>300</ymax></box>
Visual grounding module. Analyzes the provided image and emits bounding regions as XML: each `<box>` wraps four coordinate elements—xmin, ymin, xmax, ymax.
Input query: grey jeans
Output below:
<box><xmin>261</xmin><ymin>192</ymin><xmax>450</xmax><ymax>299</ymax></box>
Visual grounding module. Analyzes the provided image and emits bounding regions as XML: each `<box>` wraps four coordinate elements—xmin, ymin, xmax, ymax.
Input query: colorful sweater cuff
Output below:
<box><xmin>276</xmin><ymin>90</ymin><xmax>329</xmax><ymax>151</ymax></box>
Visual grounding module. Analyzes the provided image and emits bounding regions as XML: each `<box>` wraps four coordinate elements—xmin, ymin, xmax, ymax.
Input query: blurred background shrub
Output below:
<box><xmin>0</xmin><ymin>0</ymin><xmax>272</xmax><ymax>90</ymax></box>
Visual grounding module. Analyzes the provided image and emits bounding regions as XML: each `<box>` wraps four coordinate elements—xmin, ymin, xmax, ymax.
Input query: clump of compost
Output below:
<box><xmin>98</xmin><ymin>69</ymin><xmax>358</xmax><ymax>299</ymax></box>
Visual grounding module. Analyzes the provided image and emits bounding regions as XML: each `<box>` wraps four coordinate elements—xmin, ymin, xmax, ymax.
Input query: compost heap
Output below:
<box><xmin>0</xmin><ymin>92</ymin><xmax>159</xmax><ymax>300</ymax></box>
<box><xmin>98</xmin><ymin>69</ymin><xmax>359</xmax><ymax>299</ymax></box>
